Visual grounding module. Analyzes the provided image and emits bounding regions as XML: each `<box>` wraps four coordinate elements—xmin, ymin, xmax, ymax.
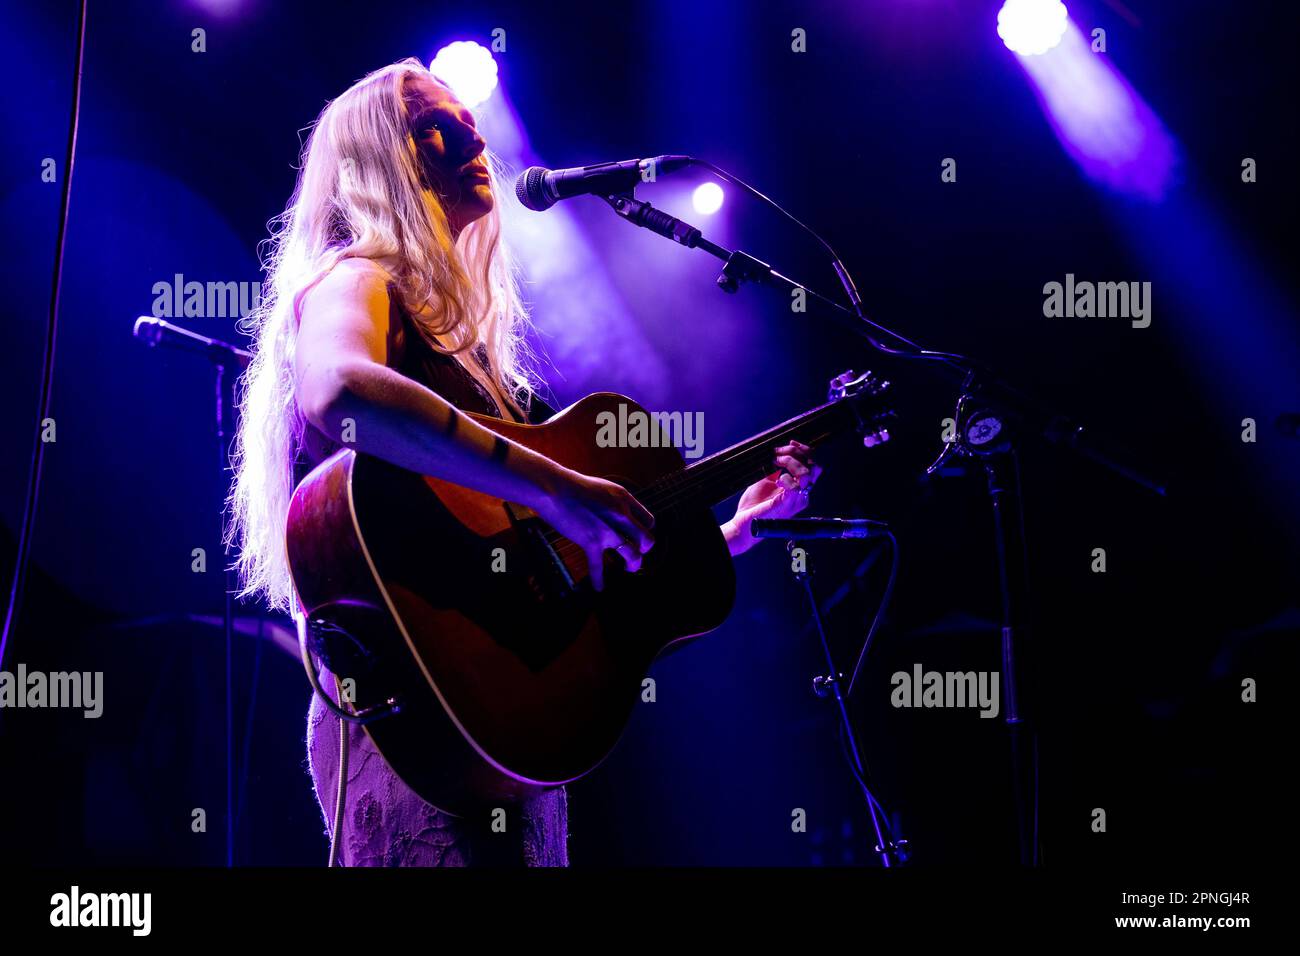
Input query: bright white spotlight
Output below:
<box><xmin>997</xmin><ymin>0</ymin><xmax>1069</xmax><ymax>56</ymax></box>
<box><xmin>430</xmin><ymin>41</ymin><xmax>500</xmax><ymax>108</ymax></box>
<box><xmin>692</xmin><ymin>182</ymin><xmax>724</xmax><ymax>216</ymax></box>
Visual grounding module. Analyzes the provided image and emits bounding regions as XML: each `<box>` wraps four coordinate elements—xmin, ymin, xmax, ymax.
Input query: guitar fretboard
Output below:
<box><xmin>638</xmin><ymin>399</ymin><xmax>858</xmax><ymax>515</ymax></box>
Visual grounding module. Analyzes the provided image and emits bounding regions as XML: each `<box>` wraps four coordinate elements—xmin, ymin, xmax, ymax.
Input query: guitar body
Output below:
<box><xmin>287</xmin><ymin>393</ymin><xmax>735</xmax><ymax>815</ymax></box>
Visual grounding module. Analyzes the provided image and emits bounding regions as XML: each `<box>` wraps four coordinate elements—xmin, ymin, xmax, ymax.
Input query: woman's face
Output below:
<box><xmin>403</xmin><ymin>74</ymin><xmax>493</xmax><ymax>235</ymax></box>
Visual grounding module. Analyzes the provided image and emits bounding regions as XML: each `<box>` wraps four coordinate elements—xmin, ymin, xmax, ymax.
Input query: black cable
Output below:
<box><xmin>0</xmin><ymin>0</ymin><xmax>89</xmax><ymax>681</ymax></box>
<box><xmin>835</xmin><ymin>719</ymin><xmax>895</xmax><ymax>840</ymax></box>
<box><xmin>694</xmin><ymin>160</ymin><xmax>973</xmax><ymax>367</ymax></box>
<box><xmin>846</xmin><ymin>531</ymin><xmax>900</xmax><ymax>697</ymax></box>
<box><xmin>329</xmin><ymin>673</ymin><xmax>350</xmax><ymax>868</ymax></box>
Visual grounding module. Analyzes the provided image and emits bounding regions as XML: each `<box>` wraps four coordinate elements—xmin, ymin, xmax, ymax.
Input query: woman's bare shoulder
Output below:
<box><xmin>296</xmin><ymin>256</ymin><xmax>395</xmax><ymax>319</ymax></box>
<box><xmin>330</xmin><ymin>254</ymin><xmax>398</xmax><ymax>286</ymax></box>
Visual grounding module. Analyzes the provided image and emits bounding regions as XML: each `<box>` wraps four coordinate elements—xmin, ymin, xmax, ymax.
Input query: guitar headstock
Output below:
<box><xmin>828</xmin><ymin>370</ymin><xmax>897</xmax><ymax>448</ymax></box>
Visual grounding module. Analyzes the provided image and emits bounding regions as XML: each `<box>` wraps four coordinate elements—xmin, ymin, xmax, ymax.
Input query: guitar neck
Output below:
<box><xmin>640</xmin><ymin>399</ymin><xmax>858</xmax><ymax>515</ymax></box>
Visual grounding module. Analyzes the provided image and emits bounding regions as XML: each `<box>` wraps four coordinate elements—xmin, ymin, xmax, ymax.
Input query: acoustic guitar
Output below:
<box><xmin>287</xmin><ymin>370</ymin><xmax>892</xmax><ymax>815</ymax></box>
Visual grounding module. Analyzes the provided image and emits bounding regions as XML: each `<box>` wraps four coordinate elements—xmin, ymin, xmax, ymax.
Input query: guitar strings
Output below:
<box><xmin>534</xmin><ymin>403</ymin><xmax>849</xmax><ymax>566</ymax></box>
<box><xmin>537</xmin><ymin>405</ymin><xmax>847</xmax><ymax>561</ymax></box>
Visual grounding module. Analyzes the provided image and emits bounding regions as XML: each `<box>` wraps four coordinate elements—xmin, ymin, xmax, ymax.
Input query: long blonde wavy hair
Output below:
<box><xmin>225</xmin><ymin>57</ymin><xmax>534</xmax><ymax>613</ymax></box>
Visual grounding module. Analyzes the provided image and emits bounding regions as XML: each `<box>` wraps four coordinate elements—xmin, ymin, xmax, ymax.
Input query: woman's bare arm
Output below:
<box><xmin>295</xmin><ymin>258</ymin><xmax>561</xmax><ymax>508</ymax></box>
<box><xmin>293</xmin><ymin>257</ymin><xmax>653</xmax><ymax>589</ymax></box>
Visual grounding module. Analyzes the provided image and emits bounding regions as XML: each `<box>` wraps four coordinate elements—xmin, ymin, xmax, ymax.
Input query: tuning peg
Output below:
<box><xmin>863</xmin><ymin>428</ymin><xmax>890</xmax><ymax>448</ymax></box>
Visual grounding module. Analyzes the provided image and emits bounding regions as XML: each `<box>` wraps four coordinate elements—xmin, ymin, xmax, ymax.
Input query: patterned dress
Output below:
<box><xmin>298</xmin><ymin>288</ymin><xmax>568</xmax><ymax>866</ymax></box>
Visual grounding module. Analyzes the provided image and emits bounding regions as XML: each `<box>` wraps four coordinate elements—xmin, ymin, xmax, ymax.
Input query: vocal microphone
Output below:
<box><xmin>515</xmin><ymin>155</ymin><xmax>692</xmax><ymax>211</ymax></box>
<box><xmin>133</xmin><ymin>316</ymin><xmax>252</xmax><ymax>369</ymax></box>
<box><xmin>750</xmin><ymin>517</ymin><xmax>891</xmax><ymax>540</ymax></box>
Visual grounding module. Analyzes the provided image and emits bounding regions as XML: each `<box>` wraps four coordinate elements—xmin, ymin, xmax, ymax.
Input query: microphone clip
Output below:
<box><xmin>603</xmin><ymin>193</ymin><xmax>702</xmax><ymax>248</ymax></box>
<box><xmin>716</xmin><ymin>249</ymin><xmax>773</xmax><ymax>294</ymax></box>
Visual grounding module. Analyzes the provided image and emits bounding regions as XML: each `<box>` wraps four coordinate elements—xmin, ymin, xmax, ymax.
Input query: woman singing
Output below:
<box><xmin>225</xmin><ymin>57</ymin><xmax>820</xmax><ymax>866</ymax></box>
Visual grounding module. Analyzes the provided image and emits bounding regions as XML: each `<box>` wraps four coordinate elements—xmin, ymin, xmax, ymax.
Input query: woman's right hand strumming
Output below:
<box><xmin>531</xmin><ymin>467</ymin><xmax>655</xmax><ymax>592</ymax></box>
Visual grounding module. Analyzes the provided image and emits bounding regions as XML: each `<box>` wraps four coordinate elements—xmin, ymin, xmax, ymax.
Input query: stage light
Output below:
<box><xmin>692</xmin><ymin>182</ymin><xmax>724</xmax><ymax>216</ymax></box>
<box><xmin>429</xmin><ymin>41</ymin><xmax>499</xmax><ymax>108</ymax></box>
<box><xmin>1016</xmin><ymin>22</ymin><xmax>1175</xmax><ymax>199</ymax></box>
<box><xmin>186</xmin><ymin>0</ymin><xmax>245</xmax><ymax>16</ymax></box>
<box><xmin>997</xmin><ymin>0</ymin><xmax>1069</xmax><ymax>56</ymax></box>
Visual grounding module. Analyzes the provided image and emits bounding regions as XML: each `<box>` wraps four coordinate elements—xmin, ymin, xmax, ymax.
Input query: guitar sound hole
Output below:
<box><xmin>515</xmin><ymin>516</ymin><xmax>576</xmax><ymax>603</ymax></box>
<box><xmin>471</xmin><ymin>517</ymin><xmax>588</xmax><ymax>672</ymax></box>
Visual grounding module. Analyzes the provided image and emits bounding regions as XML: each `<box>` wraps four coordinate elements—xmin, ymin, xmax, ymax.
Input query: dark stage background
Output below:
<box><xmin>1</xmin><ymin>0</ymin><xmax>1295</xmax><ymax>868</ymax></box>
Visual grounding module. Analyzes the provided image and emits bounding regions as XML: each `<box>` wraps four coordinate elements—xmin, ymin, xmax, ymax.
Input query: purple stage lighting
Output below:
<box><xmin>997</xmin><ymin>0</ymin><xmax>1069</xmax><ymax>56</ymax></box>
<box><xmin>692</xmin><ymin>182</ymin><xmax>724</xmax><ymax>216</ymax></box>
<box><xmin>186</xmin><ymin>0</ymin><xmax>245</xmax><ymax>15</ymax></box>
<box><xmin>1014</xmin><ymin>21</ymin><xmax>1177</xmax><ymax>200</ymax></box>
<box><xmin>430</xmin><ymin>41</ymin><xmax>499</xmax><ymax>108</ymax></box>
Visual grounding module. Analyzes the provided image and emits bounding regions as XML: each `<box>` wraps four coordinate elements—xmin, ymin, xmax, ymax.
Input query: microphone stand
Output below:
<box><xmin>136</xmin><ymin>319</ymin><xmax>250</xmax><ymax>867</ymax></box>
<box><xmin>602</xmin><ymin>189</ymin><xmax>1166</xmax><ymax>866</ymax></box>
<box><xmin>774</xmin><ymin>525</ymin><xmax>908</xmax><ymax>867</ymax></box>
<box><xmin>215</xmin><ymin>359</ymin><xmax>235</xmax><ymax>867</ymax></box>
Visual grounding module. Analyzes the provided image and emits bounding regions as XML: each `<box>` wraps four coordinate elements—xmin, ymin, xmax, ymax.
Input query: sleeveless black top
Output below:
<box><xmin>294</xmin><ymin>290</ymin><xmax>553</xmax><ymax>485</ymax></box>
